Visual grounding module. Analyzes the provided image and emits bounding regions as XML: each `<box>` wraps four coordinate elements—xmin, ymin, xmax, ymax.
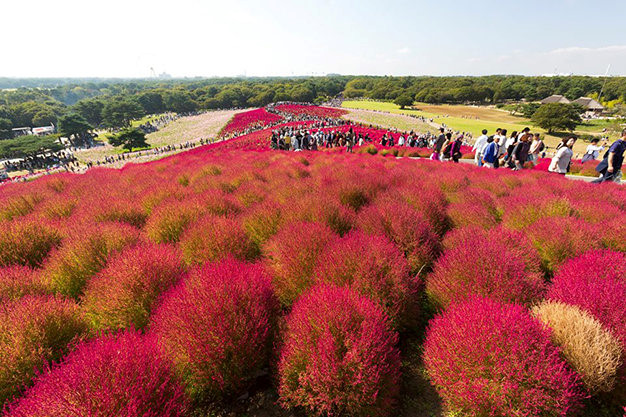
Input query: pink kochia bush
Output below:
<box><xmin>81</xmin><ymin>243</ymin><xmax>186</xmax><ymax>331</ymax></box>
<box><xmin>427</xmin><ymin>228</ymin><xmax>545</xmax><ymax>310</ymax></box>
<box><xmin>150</xmin><ymin>258</ymin><xmax>278</xmax><ymax>401</ymax></box>
<box><xmin>0</xmin><ymin>266</ymin><xmax>46</xmax><ymax>301</ymax></box>
<box><xmin>423</xmin><ymin>297</ymin><xmax>585</xmax><ymax>417</ymax></box>
<box><xmin>547</xmin><ymin>250</ymin><xmax>626</xmax><ymax>350</ymax></box>
<box><xmin>0</xmin><ymin>295</ymin><xmax>87</xmax><ymax>407</ymax></box>
<box><xmin>263</xmin><ymin>221</ymin><xmax>337</xmax><ymax>306</ymax></box>
<box><xmin>5</xmin><ymin>331</ymin><xmax>189</xmax><ymax>417</ymax></box>
<box><xmin>313</xmin><ymin>231</ymin><xmax>418</xmax><ymax>328</ymax></box>
<box><xmin>278</xmin><ymin>284</ymin><xmax>401</xmax><ymax>417</ymax></box>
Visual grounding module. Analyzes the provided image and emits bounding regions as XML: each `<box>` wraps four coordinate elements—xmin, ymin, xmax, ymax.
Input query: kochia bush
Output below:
<box><xmin>547</xmin><ymin>250</ymin><xmax>626</xmax><ymax>349</ymax></box>
<box><xmin>423</xmin><ymin>297</ymin><xmax>585</xmax><ymax>417</ymax></box>
<box><xmin>263</xmin><ymin>221</ymin><xmax>337</xmax><ymax>306</ymax></box>
<box><xmin>427</xmin><ymin>230</ymin><xmax>545</xmax><ymax>310</ymax></box>
<box><xmin>82</xmin><ymin>243</ymin><xmax>185</xmax><ymax>331</ymax></box>
<box><xmin>0</xmin><ymin>219</ymin><xmax>61</xmax><ymax>268</ymax></box>
<box><xmin>532</xmin><ymin>301</ymin><xmax>623</xmax><ymax>393</ymax></box>
<box><xmin>150</xmin><ymin>258</ymin><xmax>278</xmax><ymax>401</ymax></box>
<box><xmin>0</xmin><ymin>295</ymin><xmax>87</xmax><ymax>407</ymax></box>
<box><xmin>179</xmin><ymin>215</ymin><xmax>259</xmax><ymax>266</ymax></box>
<box><xmin>313</xmin><ymin>231</ymin><xmax>418</xmax><ymax>328</ymax></box>
<box><xmin>0</xmin><ymin>266</ymin><xmax>46</xmax><ymax>302</ymax></box>
<box><xmin>356</xmin><ymin>200</ymin><xmax>441</xmax><ymax>273</ymax></box>
<box><xmin>278</xmin><ymin>284</ymin><xmax>401</xmax><ymax>417</ymax></box>
<box><xmin>40</xmin><ymin>222</ymin><xmax>140</xmax><ymax>298</ymax></box>
<box><xmin>5</xmin><ymin>331</ymin><xmax>189</xmax><ymax>417</ymax></box>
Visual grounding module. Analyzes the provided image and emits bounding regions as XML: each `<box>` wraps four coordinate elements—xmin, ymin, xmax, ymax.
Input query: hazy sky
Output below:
<box><xmin>3</xmin><ymin>0</ymin><xmax>626</xmax><ymax>77</ymax></box>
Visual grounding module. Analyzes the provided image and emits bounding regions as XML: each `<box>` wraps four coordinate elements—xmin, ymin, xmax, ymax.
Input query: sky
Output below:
<box><xmin>3</xmin><ymin>0</ymin><xmax>626</xmax><ymax>78</ymax></box>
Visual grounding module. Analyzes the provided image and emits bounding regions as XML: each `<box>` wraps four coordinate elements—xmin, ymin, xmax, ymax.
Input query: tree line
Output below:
<box><xmin>1</xmin><ymin>75</ymin><xmax>625</xmax><ymax>137</ymax></box>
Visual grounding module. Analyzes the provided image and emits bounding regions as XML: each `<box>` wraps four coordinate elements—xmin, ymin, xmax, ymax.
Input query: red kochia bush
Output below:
<box><xmin>0</xmin><ymin>266</ymin><xmax>46</xmax><ymax>301</ymax></box>
<box><xmin>278</xmin><ymin>284</ymin><xmax>401</xmax><ymax>417</ymax></box>
<box><xmin>313</xmin><ymin>231</ymin><xmax>417</xmax><ymax>328</ymax></box>
<box><xmin>5</xmin><ymin>331</ymin><xmax>189</xmax><ymax>417</ymax></box>
<box><xmin>179</xmin><ymin>215</ymin><xmax>259</xmax><ymax>266</ymax></box>
<box><xmin>0</xmin><ymin>219</ymin><xmax>61</xmax><ymax>268</ymax></box>
<box><xmin>423</xmin><ymin>297</ymin><xmax>585</xmax><ymax>417</ymax></box>
<box><xmin>0</xmin><ymin>295</ymin><xmax>87</xmax><ymax>406</ymax></box>
<box><xmin>151</xmin><ymin>258</ymin><xmax>278</xmax><ymax>401</ymax></box>
<box><xmin>82</xmin><ymin>244</ymin><xmax>185</xmax><ymax>331</ymax></box>
<box><xmin>356</xmin><ymin>200</ymin><xmax>441</xmax><ymax>273</ymax></box>
<box><xmin>144</xmin><ymin>199</ymin><xmax>205</xmax><ymax>243</ymax></box>
<box><xmin>427</xmin><ymin>229</ymin><xmax>545</xmax><ymax>310</ymax></box>
<box><xmin>547</xmin><ymin>250</ymin><xmax>626</xmax><ymax>349</ymax></box>
<box><xmin>263</xmin><ymin>221</ymin><xmax>337</xmax><ymax>306</ymax></box>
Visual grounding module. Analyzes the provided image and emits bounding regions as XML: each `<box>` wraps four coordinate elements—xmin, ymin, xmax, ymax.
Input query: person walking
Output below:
<box><xmin>472</xmin><ymin>129</ymin><xmax>489</xmax><ymax>166</ymax></box>
<box><xmin>548</xmin><ymin>137</ymin><xmax>576</xmax><ymax>175</ymax></box>
<box><xmin>432</xmin><ymin>128</ymin><xmax>446</xmax><ymax>161</ymax></box>
<box><xmin>528</xmin><ymin>133</ymin><xmax>544</xmax><ymax>165</ymax></box>
<box><xmin>592</xmin><ymin>129</ymin><xmax>626</xmax><ymax>183</ymax></box>
<box><xmin>581</xmin><ymin>138</ymin><xmax>605</xmax><ymax>163</ymax></box>
<box><xmin>481</xmin><ymin>135</ymin><xmax>500</xmax><ymax>168</ymax></box>
<box><xmin>511</xmin><ymin>133</ymin><xmax>531</xmax><ymax>170</ymax></box>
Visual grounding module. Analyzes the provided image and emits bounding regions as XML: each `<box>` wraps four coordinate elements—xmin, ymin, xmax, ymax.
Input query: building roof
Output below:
<box><xmin>572</xmin><ymin>97</ymin><xmax>604</xmax><ymax>110</ymax></box>
<box><xmin>541</xmin><ymin>95</ymin><xmax>571</xmax><ymax>104</ymax></box>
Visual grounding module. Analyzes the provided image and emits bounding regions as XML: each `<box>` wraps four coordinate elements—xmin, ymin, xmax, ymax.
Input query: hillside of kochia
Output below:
<box><xmin>0</xmin><ymin>105</ymin><xmax>624</xmax><ymax>416</ymax></box>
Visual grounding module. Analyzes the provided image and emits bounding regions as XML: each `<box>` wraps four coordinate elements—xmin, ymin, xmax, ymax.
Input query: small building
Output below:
<box><xmin>32</xmin><ymin>125</ymin><xmax>55</xmax><ymax>136</ymax></box>
<box><xmin>11</xmin><ymin>127</ymin><xmax>32</xmax><ymax>137</ymax></box>
<box><xmin>572</xmin><ymin>97</ymin><xmax>604</xmax><ymax>113</ymax></box>
<box><xmin>541</xmin><ymin>95</ymin><xmax>571</xmax><ymax>104</ymax></box>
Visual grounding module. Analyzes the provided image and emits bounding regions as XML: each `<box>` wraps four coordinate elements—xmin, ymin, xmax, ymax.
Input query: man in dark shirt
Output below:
<box><xmin>593</xmin><ymin>129</ymin><xmax>626</xmax><ymax>183</ymax></box>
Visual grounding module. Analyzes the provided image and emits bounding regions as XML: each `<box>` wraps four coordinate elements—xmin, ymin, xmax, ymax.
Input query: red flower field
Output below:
<box><xmin>0</xmin><ymin>105</ymin><xmax>624</xmax><ymax>416</ymax></box>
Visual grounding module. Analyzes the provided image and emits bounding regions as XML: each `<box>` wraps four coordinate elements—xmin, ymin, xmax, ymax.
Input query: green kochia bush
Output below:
<box><xmin>278</xmin><ymin>284</ymin><xmax>401</xmax><ymax>417</ymax></box>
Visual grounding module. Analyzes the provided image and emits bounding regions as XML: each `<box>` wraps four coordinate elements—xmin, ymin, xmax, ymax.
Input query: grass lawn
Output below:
<box><xmin>344</xmin><ymin>109</ymin><xmax>437</xmax><ymax>134</ymax></box>
<box><xmin>341</xmin><ymin>100</ymin><xmax>618</xmax><ymax>154</ymax></box>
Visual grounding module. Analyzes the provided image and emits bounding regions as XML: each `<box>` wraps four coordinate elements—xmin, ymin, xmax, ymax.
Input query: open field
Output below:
<box><xmin>74</xmin><ymin>110</ymin><xmax>242</xmax><ymax>164</ymax></box>
<box><xmin>343</xmin><ymin>108</ymin><xmax>438</xmax><ymax>133</ymax></box>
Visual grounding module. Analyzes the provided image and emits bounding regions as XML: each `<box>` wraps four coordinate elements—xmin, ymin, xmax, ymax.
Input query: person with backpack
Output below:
<box><xmin>592</xmin><ymin>129</ymin><xmax>626</xmax><ymax>183</ymax></box>
<box><xmin>581</xmin><ymin>138</ymin><xmax>605</xmax><ymax>163</ymax></box>
<box><xmin>511</xmin><ymin>133</ymin><xmax>531</xmax><ymax>170</ymax></box>
<box><xmin>451</xmin><ymin>134</ymin><xmax>464</xmax><ymax>163</ymax></box>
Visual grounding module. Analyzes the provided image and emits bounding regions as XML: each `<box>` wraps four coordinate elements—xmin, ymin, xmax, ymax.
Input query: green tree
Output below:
<box><xmin>73</xmin><ymin>98</ymin><xmax>105</xmax><ymax>126</ymax></box>
<box><xmin>532</xmin><ymin>103</ymin><xmax>582</xmax><ymax>133</ymax></box>
<box><xmin>0</xmin><ymin>118</ymin><xmax>12</xmax><ymax>139</ymax></box>
<box><xmin>0</xmin><ymin>135</ymin><xmax>64</xmax><ymax>159</ymax></box>
<box><xmin>102</xmin><ymin>98</ymin><xmax>144</xmax><ymax>128</ymax></box>
<box><xmin>394</xmin><ymin>94</ymin><xmax>413</xmax><ymax>109</ymax></box>
<box><xmin>58</xmin><ymin>113</ymin><xmax>93</xmax><ymax>147</ymax></box>
<box><xmin>108</xmin><ymin>128</ymin><xmax>148</xmax><ymax>151</ymax></box>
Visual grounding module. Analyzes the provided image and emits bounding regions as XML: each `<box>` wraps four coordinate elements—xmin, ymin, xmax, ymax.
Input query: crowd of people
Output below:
<box><xmin>137</xmin><ymin>113</ymin><xmax>179</xmax><ymax>134</ymax></box>
<box><xmin>468</xmin><ymin>126</ymin><xmax>625</xmax><ymax>184</ymax></box>
<box><xmin>2</xmin><ymin>151</ymin><xmax>78</xmax><ymax>174</ymax></box>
